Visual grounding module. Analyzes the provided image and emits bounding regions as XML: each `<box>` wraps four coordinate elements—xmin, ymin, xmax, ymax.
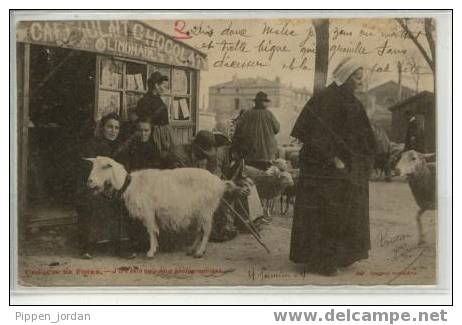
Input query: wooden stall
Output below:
<box><xmin>15</xmin><ymin>20</ymin><xmax>207</xmax><ymax>227</ymax></box>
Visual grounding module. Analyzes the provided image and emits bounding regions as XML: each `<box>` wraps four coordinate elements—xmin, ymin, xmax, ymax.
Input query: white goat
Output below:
<box><xmin>85</xmin><ymin>156</ymin><xmax>229</xmax><ymax>258</ymax></box>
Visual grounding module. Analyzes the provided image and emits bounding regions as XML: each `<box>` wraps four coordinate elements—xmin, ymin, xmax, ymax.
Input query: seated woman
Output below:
<box><xmin>128</xmin><ymin>117</ymin><xmax>164</xmax><ymax>171</ymax></box>
<box><xmin>76</xmin><ymin>113</ymin><xmax>132</xmax><ymax>259</ymax></box>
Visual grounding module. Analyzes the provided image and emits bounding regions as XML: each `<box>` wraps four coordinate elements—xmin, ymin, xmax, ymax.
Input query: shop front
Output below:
<box><xmin>15</xmin><ymin>20</ymin><xmax>207</xmax><ymax>228</ymax></box>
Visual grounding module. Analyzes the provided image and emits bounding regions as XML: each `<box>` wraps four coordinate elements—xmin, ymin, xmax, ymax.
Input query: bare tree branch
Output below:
<box><xmin>395</xmin><ymin>18</ymin><xmax>434</xmax><ymax>72</ymax></box>
<box><xmin>424</xmin><ymin>18</ymin><xmax>436</xmax><ymax>71</ymax></box>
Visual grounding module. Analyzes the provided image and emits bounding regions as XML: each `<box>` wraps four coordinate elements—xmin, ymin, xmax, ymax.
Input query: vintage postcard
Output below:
<box><xmin>12</xmin><ymin>12</ymin><xmax>444</xmax><ymax>287</ymax></box>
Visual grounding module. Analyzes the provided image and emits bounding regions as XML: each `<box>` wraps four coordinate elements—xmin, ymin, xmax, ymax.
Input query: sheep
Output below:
<box><xmin>395</xmin><ymin>150</ymin><xmax>436</xmax><ymax>245</ymax></box>
<box><xmin>280</xmin><ymin>168</ymin><xmax>299</xmax><ymax>216</ymax></box>
<box><xmin>276</xmin><ymin>146</ymin><xmax>286</xmax><ymax>160</ymax></box>
<box><xmin>245</xmin><ymin>161</ymin><xmax>294</xmax><ymax>218</ymax></box>
<box><xmin>85</xmin><ymin>156</ymin><xmax>232</xmax><ymax>258</ymax></box>
<box><xmin>286</xmin><ymin>150</ymin><xmax>300</xmax><ymax>169</ymax></box>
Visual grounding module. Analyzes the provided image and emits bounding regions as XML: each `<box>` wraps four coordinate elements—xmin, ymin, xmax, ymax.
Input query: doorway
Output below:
<box><xmin>27</xmin><ymin>45</ymin><xmax>96</xmax><ymax>214</ymax></box>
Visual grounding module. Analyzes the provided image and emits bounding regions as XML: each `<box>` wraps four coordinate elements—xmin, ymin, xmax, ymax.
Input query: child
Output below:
<box><xmin>128</xmin><ymin>118</ymin><xmax>163</xmax><ymax>171</ymax></box>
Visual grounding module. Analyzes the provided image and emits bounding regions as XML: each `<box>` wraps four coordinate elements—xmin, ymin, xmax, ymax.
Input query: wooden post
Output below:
<box><xmin>194</xmin><ymin>70</ymin><xmax>200</xmax><ymax>136</ymax></box>
<box><xmin>397</xmin><ymin>61</ymin><xmax>403</xmax><ymax>101</ymax></box>
<box><xmin>17</xmin><ymin>43</ymin><xmax>30</xmax><ymax>228</ymax></box>
<box><xmin>313</xmin><ymin>19</ymin><xmax>329</xmax><ymax>95</ymax></box>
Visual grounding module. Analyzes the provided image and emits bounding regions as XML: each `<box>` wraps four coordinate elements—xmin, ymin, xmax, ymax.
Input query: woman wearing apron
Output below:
<box><xmin>136</xmin><ymin>71</ymin><xmax>178</xmax><ymax>167</ymax></box>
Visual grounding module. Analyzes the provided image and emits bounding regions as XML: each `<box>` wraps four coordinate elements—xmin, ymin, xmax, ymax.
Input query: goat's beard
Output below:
<box><xmin>102</xmin><ymin>181</ymin><xmax>116</xmax><ymax>198</ymax></box>
<box><xmin>223</xmin><ymin>181</ymin><xmax>240</xmax><ymax>199</ymax></box>
<box><xmin>89</xmin><ymin>181</ymin><xmax>115</xmax><ymax>197</ymax></box>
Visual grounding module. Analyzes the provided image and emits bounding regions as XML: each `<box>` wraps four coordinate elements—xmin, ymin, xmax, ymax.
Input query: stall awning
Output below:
<box><xmin>16</xmin><ymin>20</ymin><xmax>207</xmax><ymax>70</ymax></box>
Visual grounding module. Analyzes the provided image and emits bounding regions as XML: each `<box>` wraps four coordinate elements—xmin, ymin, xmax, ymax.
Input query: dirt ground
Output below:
<box><xmin>16</xmin><ymin>179</ymin><xmax>436</xmax><ymax>287</ymax></box>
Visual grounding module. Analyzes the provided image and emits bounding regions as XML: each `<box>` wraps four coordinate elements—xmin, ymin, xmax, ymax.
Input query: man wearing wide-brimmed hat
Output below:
<box><xmin>232</xmin><ymin>91</ymin><xmax>280</xmax><ymax>162</ymax></box>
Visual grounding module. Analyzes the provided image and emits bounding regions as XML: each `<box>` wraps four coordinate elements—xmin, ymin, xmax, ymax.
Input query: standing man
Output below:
<box><xmin>289</xmin><ymin>57</ymin><xmax>376</xmax><ymax>276</ymax></box>
<box><xmin>404</xmin><ymin>110</ymin><xmax>425</xmax><ymax>153</ymax></box>
<box><xmin>227</xmin><ymin>102</ymin><xmax>247</xmax><ymax>140</ymax></box>
<box><xmin>233</xmin><ymin>91</ymin><xmax>280</xmax><ymax>162</ymax></box>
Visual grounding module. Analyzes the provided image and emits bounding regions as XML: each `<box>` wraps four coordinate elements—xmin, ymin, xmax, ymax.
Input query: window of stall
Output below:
<box><xmin>148</xmin><ymin>64</ymin><xmax>194</xmax><ymax>123</ymax></box>
<box><xmin>96</xmin><ymin>56</ymin><xmax>195</xmax><ymax>124</ymax></box>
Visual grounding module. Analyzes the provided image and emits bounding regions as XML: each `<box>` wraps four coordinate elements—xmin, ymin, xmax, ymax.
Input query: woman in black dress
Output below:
<box><xmin>289</xmin><ymin>57</ymin><xmax>376</xmax><ymax>276</ymax></box>
<box><xmin>136</xmin><ymin>72</ymin><xmax>179</xmax><ymax>167</ymax></box>
<box><xmin>77</xmin><ymin>113</ymin><xmax>131</xmax><ymax>259</ymax></box>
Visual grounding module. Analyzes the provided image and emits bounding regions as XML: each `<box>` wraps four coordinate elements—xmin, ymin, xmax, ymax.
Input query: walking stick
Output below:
<box><xmin>236</xmin><ymin>199</ymin><xmax>262</xmax><ymax>239</ymax></box>
<box><xmin>221</xmin><ymin>199</ymin><xmax>270</xmax><ymax>254</ymax></box>
<box><xmin>227</xmin><ymin>159</ymin><xmax>262</xmax><ymax>238</ymax></box>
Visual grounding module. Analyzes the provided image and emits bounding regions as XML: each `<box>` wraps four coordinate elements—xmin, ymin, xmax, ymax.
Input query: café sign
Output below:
<box><xmin>16</xmin><ymin>20</ymin><xmax>207</xmax><ymax>70</ymax></box>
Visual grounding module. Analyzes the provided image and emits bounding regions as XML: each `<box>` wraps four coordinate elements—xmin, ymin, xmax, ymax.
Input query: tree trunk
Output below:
<box><xmin>313</xmin><ymin>19</ymin><xmax>329</xmax><ymax>95</ymax></box>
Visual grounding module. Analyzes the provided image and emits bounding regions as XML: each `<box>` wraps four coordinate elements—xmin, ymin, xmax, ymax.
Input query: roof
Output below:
<box><xmin>211</xmin><ymin>77</ymin><xmax>280</xmax><ymax>89</ymax></box>
<box><xmin>388</xmin><ymin>91</ymin><xmax>435</xmax><ymax>112</ymax></box>
<box><xmin>368</xmin><ymin>80</ymin><xmax>414</xmax><ymax>95</ymax></box>
<box><xmin>210</xmin><ymin>77</ymin><xmax>312</xmax><ymax>95</ymax></box>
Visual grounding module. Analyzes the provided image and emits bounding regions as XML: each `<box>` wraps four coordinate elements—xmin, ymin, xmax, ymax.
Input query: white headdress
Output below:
<box><xmin>332</xmin><ymin>57</ymin><xmax>363</xmax><ymax>86</ymax></box>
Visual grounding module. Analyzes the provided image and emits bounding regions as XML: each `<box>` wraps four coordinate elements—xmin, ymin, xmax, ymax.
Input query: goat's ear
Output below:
<box><xmin>102</xmin><ymin>163</ymin><xmax>112</xmax><ymax>170</ymax></box>
<box><xmin>110</xmin><ymin>162</ymin><xmax>127</xmax><ymax>190</ymax></box>
<box><xmin>82</xmin><ymin>157</ymin><xmax>95</xmax><ymax>162</ymax></box>
<box><xmin>422</xmin><ymin>153</ymin><xmax>436</xmax><ymax>162</ymax></box>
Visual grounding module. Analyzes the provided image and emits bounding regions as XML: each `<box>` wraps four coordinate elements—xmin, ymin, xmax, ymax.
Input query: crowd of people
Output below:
<box><xmin>76</xmin><ymin>71</ymin><xmax>282</xmax><ymax>260</ymax></box>
<box><xmin>77</xmin><ymin>57</ymin><xmax>380</xmax><ymax>277</ymax></box>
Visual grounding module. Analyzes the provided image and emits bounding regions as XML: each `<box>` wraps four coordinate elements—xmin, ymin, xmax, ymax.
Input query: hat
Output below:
<box><xmin>332</xmin><ymin>57</ymin><xmax>363</xmax><ymax>86</ymax></box>
<box><xmin>253</xmin><ymin>91</ymin><xmax>271</xmax><ymax>102</ymax></box>
<box><xmin>148</xmin><ymin>71</ymin><xmax>168</xmax><ymax>86</ymax></box>
<box><xmin>213</xmin><ymin>132</ymin><xmax>231</xmax><ymax>147</ymax></box>
<box><xmin>192</xmin><ymin>130</ymin><xmax>217</xmax><ymax>158</ymax></box>
<box><xmin>231</xmin><ymin>136</ymin><xmax>254</xmax><ymax>158</ymax></box>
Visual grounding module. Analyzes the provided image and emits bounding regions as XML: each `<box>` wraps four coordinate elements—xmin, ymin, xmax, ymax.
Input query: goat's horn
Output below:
<box><xmin>422</xmin><ymin>153</ymin><xmax>436</xmax><ymax>159</ymax></box>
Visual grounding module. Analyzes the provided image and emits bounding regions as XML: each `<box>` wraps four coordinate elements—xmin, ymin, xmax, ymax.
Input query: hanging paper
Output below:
<box><xmin>179</xmin><ymin>99</ymin><xmax>190</xmax><ymax>119</ymax></box>
<box><xmin>172</xmin><ymin>100</ymin><xmax>180</xmax><ymax>120</ymax></box>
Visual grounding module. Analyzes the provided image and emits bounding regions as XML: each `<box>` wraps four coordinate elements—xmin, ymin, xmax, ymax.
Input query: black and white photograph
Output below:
<box><xmin>11</xmin><ymin>12</ymin><xmax>446</xmax><ymax>288</ymax></box>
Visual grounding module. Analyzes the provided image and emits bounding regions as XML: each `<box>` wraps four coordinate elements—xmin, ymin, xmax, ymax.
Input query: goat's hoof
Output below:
<box><xmin>186</xmin><ymin>249</ymin><xmax>195</xmax><ymax>256</ymax></box>
<box><xmin>146</xmin><ymin>251</ymin><xmax>156</xmax><ymax>258</ymax></box>
<box><xmin>193</xmin><ymin>252</ymin><xmax>204</xmax><ymax>258</ymax></box>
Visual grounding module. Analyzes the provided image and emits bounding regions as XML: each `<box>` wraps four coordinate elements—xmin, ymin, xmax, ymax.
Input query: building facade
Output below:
<box><xmin>363</xmin><ymin>80</ymin><xmax>416</xmax><ymax>135</ymax></box>
<box><xmin>208</xmin><ymin>76</ymin><xmax>311</xmax><ymax>118</ymax></box>
<box><xmin>388</xmin><ymin>91</ymin><xmax>435</xmax><ymax>153</ymax></box>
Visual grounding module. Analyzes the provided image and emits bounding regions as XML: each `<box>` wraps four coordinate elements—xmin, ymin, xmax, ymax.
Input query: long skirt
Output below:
<box><xmin>152</xmin><ymin>124</ymin><xmax>184</xmax><ymax>168</ymax></box>
<box><xmin>289</xmin><ymin>171</ymin><xmax>350</xmax><ymax>269</ymax></box>
<box><xmin>152</xmin><ymin>124</ymin><xmax>175</xmax><ymax>153</ymax></box>
<box><xmin>290</xmin><ymin>158</ymin><xmax>372</xmax><ymax>268</ymax></box>
<box><xmin>77</xmin><ymin>191</ymin><xmax>129</xmax><ymax>253</ymax></box>
<box><xmin>337</xmin><ymin>157</ymin><xmax>372</xmax><ymax>265</ymax></box>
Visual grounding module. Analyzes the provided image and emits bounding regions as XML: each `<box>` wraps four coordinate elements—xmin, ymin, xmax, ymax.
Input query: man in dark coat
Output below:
<box><xmin>289</xmin><ymin>57</ymin><xmax>376</xmax><ymax>275</ymax></box>
<box><xmin>233</xmin><ymin>91</ymin><xmax>280</xmax><ymax>162</ymax></box>
<box><xmin>404</xmin><ymin>110</ymin><xmax>425</xmax><ymax>153</ymax></box>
